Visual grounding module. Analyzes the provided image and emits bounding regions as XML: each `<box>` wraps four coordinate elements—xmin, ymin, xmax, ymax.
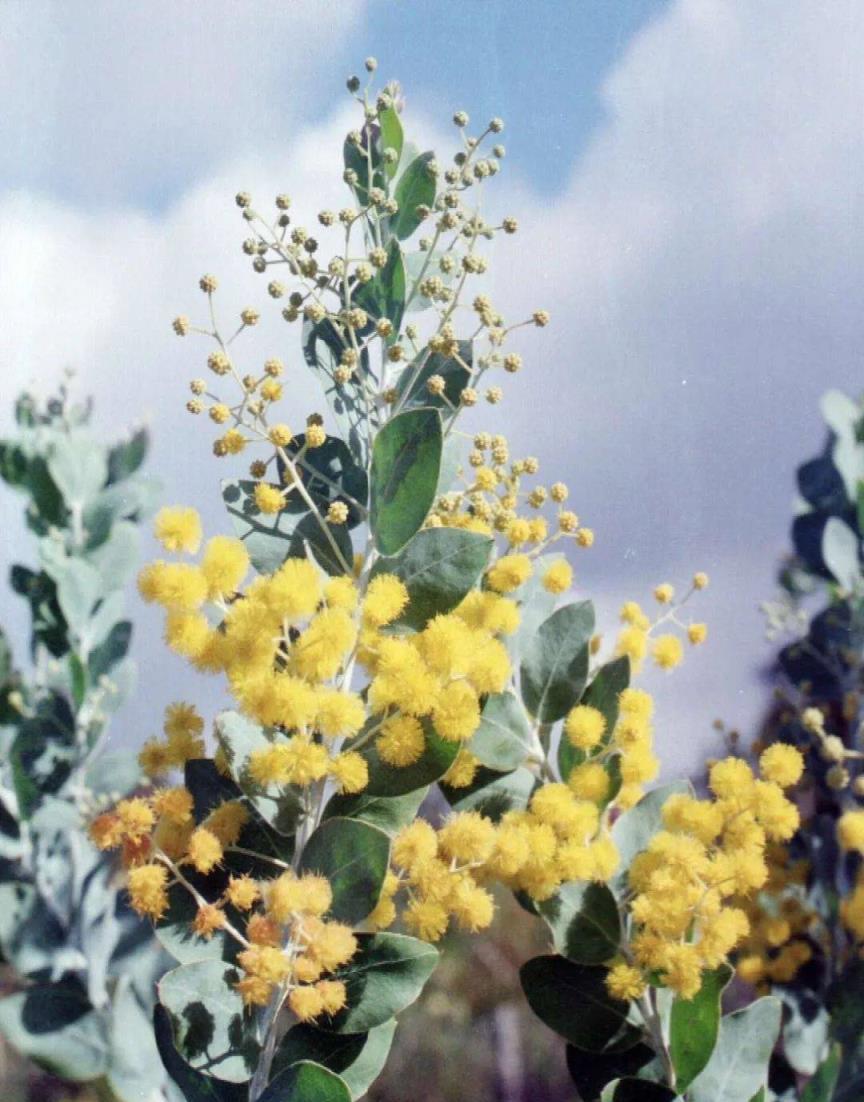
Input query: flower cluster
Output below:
<box><xmin>608</xmin><ymin>746</ymin><xmax>803</xmax><ymax>1001</ymax></box>
<box><xmin>614</xmin><ymin>574</ymin><xmax>709</xmax><ymax>674</ymax></box>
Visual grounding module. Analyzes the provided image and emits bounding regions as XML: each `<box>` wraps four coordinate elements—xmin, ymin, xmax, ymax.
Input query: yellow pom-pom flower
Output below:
<box><xmin>154</xmin><ymin>506</ymin><xmax>203</xmax><ymax>554</ymax></box>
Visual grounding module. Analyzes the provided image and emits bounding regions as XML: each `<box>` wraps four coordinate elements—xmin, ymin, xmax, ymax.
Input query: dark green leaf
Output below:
<box><xmin>520</xmin><ymin>602</ymin><xmax>594</xmax><ymax>722</ymax></box>
<box><xmin>323</xmin><ymin>933</ymin><xmax>438</xmax><ymax>1035</ymax></box>
<box><xmin>391</xmin><ymin>152</ymin><xmax>436</xmax><ymax>240</ymax></box>
<box><xmin>223</xmin><ymin>479</ymin><xmax>352</xmax><ymax>576</ymax></box>
<box><xmin>520</xmin><ymin>956</ymin><xmax>629</xmax><ymax>1052</ymax></box>
<box><xmin>539</xmin><ymin>883</ymin><xmax>621</xmax><ymax>966</ymax></box>
<box><xmin>299</xmin><ymin>817</ymin><xmax>390</xmax><ymax>924</ymax></box>
<box><xmin>355</xmin><ymin>239</ymin><xmax>406</xmax><ymax>339</ymax></box>
<box><xmin>669</xmin><ymin>966</ymin><xmax>732</xmax><ymax>1091</ymax></box>
<box><xmin>395</xmin><ymin>342</ymin><xmax>472</xmax><ymax>417</ymax></box>
<box><xmin>303</xmin><ymin>316</ymin><xmax>374</xmax><ymax>468</ymax></box>
<box><xmin>278</xmin><ymin>434</ymin><xmax>368</xmax><ymax>529</ymax></box>
<box><xmin>323</xmin><ymin>788</ymin><xmax>427</xmax><ymax>835</ymax></box>
<box><xmin>469</xmin><ymin>691</ymin><xmax>534</xmax><ymax>772</ymax></box>
<box><xmin>153</xmin><ymin>1004</ymin><xmax>246</xmax><ymax>1102</ymax></box>
<box><xmin>442</xmin><ymin>765</ymin><xmax>535</xmax><ymax>820</ymax></box>
<box><xmin>609</xmin><ymin>1081</ymin><xmax>676</xmax><ymax>1102</ymax></box>
<box><xmin>369</xmin><ymin>408</ymin><xmax>442</xmax><ymax>555</ymax></box>
<box><xmin>260</xmin><ymin>1060</ymin><xmax>351</xmax><ymax>1102</ymax></box>
<box><xmin>802</xmin><ymin>1046</ymin><xmax>842</xmax><ymax>1102</ymax></box>
<box><xmin>371</xmin><ymin>527</ymin><xmax>492</xmax><ymax>630</ymax></box>
<box><xmin>566</xmin><ymin>1039</ymin><xmax>653</xmax><ymax>1102</ymax></box>
<box><xmin>158</xmin><ymin>960</ymin><xmax>260</xmax><ymax>1083</ymax></box>
<box><xmin>558</xmin><ymin>656</ymin><xmax>630</xmax><ymax>778</ymax></box>
<box><xmin>362</xmin><ymin>718</ymin><xmax>459</xmax><ymax>796</ymax></box>
<box><xmin>272</xmin><ymin>1021</ymin><xmax>396</xmax><ymax>1099</ymax></box>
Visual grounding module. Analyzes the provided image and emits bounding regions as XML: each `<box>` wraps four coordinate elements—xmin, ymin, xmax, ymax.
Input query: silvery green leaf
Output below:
<box><xmin>822</xmin><ymin>517</ymin><xmax>860</xmax><ymax>590</ymax></box>
<box><xmin>689</xmin><ymin>997</ymin><xmax>782</xmax><ymax>1102</ymax></box>
<box><xmin>47</xmin><ymin>433</ymin><xmax>107</xmax><ymax>505</ymax></box>
<box><xmin>85</xmin><ymin>520</ymin><xmax>139</xmax><ymax>591</ymax></box>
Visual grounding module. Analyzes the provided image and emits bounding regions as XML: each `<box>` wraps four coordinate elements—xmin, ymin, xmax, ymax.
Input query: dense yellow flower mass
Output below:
<box><xmin>611</xmin><ymin>751</ymin><xmax>800</xmax><ymax>1001</ymax></box>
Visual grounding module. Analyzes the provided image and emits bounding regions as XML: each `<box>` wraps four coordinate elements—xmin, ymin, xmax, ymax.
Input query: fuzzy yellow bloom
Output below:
<box><xmin>164</xmin><ymin>611</ymin><xmax>211</xmax><ymax>658</ymax></box>
<box><xmin>302</xmin><ymin>919</ymin><xmax>357</xmax><ymax>971</ymax></box>
<box><xmin>152</xmin><ymin>787</ymin><xmax>194</xmax><ymax>826</ymax></box>
<box><xmin>154</xmin><ymin>507</ymin><xmax>203</xmax><ymax>554</ymax></box>
<box><xmin>165</xmin><ymin>701</ymin><xmax>205</xmax><ymax>740</ymax></box>
<box><xmin>316</xmin><ymin>979</ymin><xmax>348</xmax><ymax>1016</ymax></box>
<box><xmin>838</xmin><ymin>810</ymin><xmax>864</xmax><ymax>854</ymax></box>
<box><xmin>324</xmin><ymin>575</ymin><xmax>359</xmax><ymax>611</ymax></box>
<box><xmin>205</xmin><ymin>801</ymin><xmax>249</xmax><ymax>846</ymax></box>
<box><xmin>616</xmin><ymin>626</ymin><xmax>647</xmax><ymax>668</ymax></box>
<box><xmin>139</xmin><ymin>562</ymin><xmax>208</xmax><ymax>611</ymax></box>
<box><xmin>393</xmin><ymin>820</ymin><xmax>438</xmax><ymax>871</ymax></box>
<box><xmin>442</xmin><ymin>748</ymin><xmax>480</xmax><ymax>788</ymax></box>
<box><xmin>315</xmin><ymin>689</ymin><xmax>366</xmax><ymax>739</ymax></box>
<box><xmin>652</xmin><ymin>634</ymin><xmax>683</xmax><ymax>670</ymax></box>
<box><xmin>708</xmin><ymin>756</ymin><xmax>754</xmax><ymax>800</ymax></box>
<box><xmin>292</xmin><ymin>609</ymin><xmax>357</xmax><ymax>682</ymax></box>
<box><xmin>432</xmin><ymin>680</ymin><xmax>481</xmax><ymax>742</ymax></box>
<box><xmin>363</xmin><ymin>574</ymin><xmax>410</xmax><ymax>627</ymax></box>
<box><xmin>127</xmin><ymin>863</ymin><xmax>169</xmax><ymax>920</ymax></box>
<box><xmin>759</xmin><ymin>744</ymin><xmax>804</xmax><ymax>789</ymax></box>
<box><xmin>200</xmin><ymin>536</ymin><xmax>249</xmax><ymax>598</ymax></box>
<box><xmin>225</xmin><ymin>876</ymin><xmax>260</xmax><ymax>911</ymax></box>
<box><xmin>376</xmin><ymin>714</ymin><xmax>426</xmax><ymax>767</ymax></box>
<box><xmin>620</xmin><ymin>602</ymin><xmax>650</xmax><ymax>631</ymax></box>
<box><xmin>605</xmin><ymin>963</ymin><xmax>646</xmax><ymax>1002</ymax></box>
<box><xmin>254</xmin><ymin>482</ymin><xmax>284</xmax><ymax>514</ymax></box>
<box><xmin>619</xmin><ymin>688</ymin><xmax>654</xmax><ymax>720</ymax></box>
<box><xmin>438</xmin><ymin>811</ymin><xmax>497</xmax><ymax>864</ymax></box>
<box><xmin>542</xmin><ymin>560</ymin><xmax>573</xmax><ymax>594</ymax></box>
<box><xmin>455</xmin><ymin>591</ymin><xmax>521</xmax><ymax>635</ymax></box>
<box><xmin>568</xmin><ymin>762</ymin><xmax>611</xmax><ymax>803</ymax></box>
<box><xmin>449</xmin><ymin>879</ymin><xmax>495</xmax><ymax>931</ymax></box>
<box><xmin>485</xmin><ymin>553</ymin><xmax>532</xmax><ymax>594</ymax></box>
<box><xmin>687</xmin><ymin>623</ymin><xmax>708</xmax><ymax>645</ymax></box>
<box><xmin>329</xmin><ymin>751</ymin><xmax>369</xmax><ymax>794</ymax></box>
<box><xmin>289</xmin><ymin>985</ymin><xmax>325</xmax><ymax>1022</ymax></box>
<box><xmin>653</xmin><ymin>583</ymin><xmax>674</xmax><ymax>604</ymax></box>
<box><xmin>404</xmin><ymin>898</ymin><xmax>449</xmax><ymax>942</ymax></box>
<box><xmin>565</xmin><ymin>704</ymin><xmax>606</xmax><ymax>751</ymax></box>
<box><xmin>187</xmin><ymin>828</ymin><xmax>223</xmax><ymax>874</ymax></box>
<box><xmin>193</xmin><ymin>904</ymin><xmax>226</xmax><ymax>939</ymax></box>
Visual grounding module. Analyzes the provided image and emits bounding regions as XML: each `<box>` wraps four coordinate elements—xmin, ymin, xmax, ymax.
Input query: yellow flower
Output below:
<box><xmin>254</xmin><ymin>482</ymin><xmax>284</xmax><ymax>514</ymax></box>
<box><xmin>187</xmin><ymin>827</ymin><xmax>223</xmax><ymax>873</ymax></box>
<box><xmin>363</xmin><ymin>574</ymin><xmax>410</xmax><ymax>627</ymax></box>
<box><xmin>838</xmin><ymin>810</ymin><xmax>864</xmax><ymax>854</ymax></box>
<box><xmin>485</xmin><ymin>553</ymin><xmax>532</xmax><ymax>594</ymax></box>
<box><xmin>605</xmin><ymin>962</ymin><xmax>645</xmax><ymax>1002</ymax></box>
<box><xmin>687</xmin><ymin>623</ymin><xmax>708</xmax><ymax>645</ymax></box>
<box><xmin>652</xmin><ymin>634</ymin><xmax>683</xmax><ymax>670</ymax></box>
<box><xmin>128</xmin><ymin>864</ymin><xmax>169</xmax><ymax>920</ymax></box>
<box><xmin>759</xmin><ymin>744</ymin><xmax>804</xmax><ymax>789</ymax></box>
<box><xmin>542</xmin><ymin>560</ymin><xmax>573</xmax><ymax>594</ymax></box>
<box><xmin>438</xmin><ymin>811</ymin><xmax>496</xmax><ymax>863</ymax></box>
<box><xmin>154</xmin><ymin>506</ymin><xmax>203</xmax><ymax>554</ymax></box>
<box><xmin>139</xmin><ymin>562</ymin><xmax>207</xmax><ymax>611</ymax></box>
<box><xmin>200</xmin><ymin>536</ymin><xmax>249</xmax><ymax>598</ymax></box>
<box><xmin>568</xmin><ymin>762</ymin><xmax>610</xmax><ymax>803</ymax></box>
<box><xmin>329</xmin><ymin>751</ymin><xmax>369</xmax><ymax>794</ymax></box>
<box><xmin>404</xmin><ymin>898</ymin><xmax>449</xmax><ymax>942</ymax></box>
<box><xmin>616</xmin><ymin>626</ymin><xmax>647</xmax><ymax>668</ymax></box>
<box><xmin>432</xmin><ymin>681</ymin><xmax>481</xmax><ymax>742</ymax></box>
<box><xmin>288</xmin><ymin>985</ymin><xmax>325</xmax><ymax>1022</ymax></box>
<box><xmin>377</xmin><ymin>714</ymin><xmax>426</xmax><ymax>767</ymax></box>
<box><xmin>565</xmin><ymin>704</ymin><xmax>606</xmax><ymax>751</ymax></box>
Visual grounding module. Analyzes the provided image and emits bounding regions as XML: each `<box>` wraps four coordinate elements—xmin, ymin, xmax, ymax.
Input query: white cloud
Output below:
<box><xmin>0</xmin><ymin>0</ymin><xmax>366</xmax><ymax>203</ymax></box>
<box><xmin>2</xmin><ymin>0</ymin><xmax>863</xmax><ymax>775</ymax></box>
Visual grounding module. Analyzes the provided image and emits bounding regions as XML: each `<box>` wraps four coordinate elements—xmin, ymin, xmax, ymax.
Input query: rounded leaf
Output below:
<box><xmin>369</xmin><ymin>408</ymin><xmax>442</xmax><ymax>555</ymax></box>
<box><xmin>520</xmin><ymin>602</ymin><xmax>594</xmax><ymax>722</ymax></box>
<box><xmin>299</xmin><ymin>817</ymin><xmax>391</xmax><ymax>924</ymax></box>
<box><xmin>520</xmin><ymin>955</ymin><xmax>629</xmax><ymax>1052</ymax></box>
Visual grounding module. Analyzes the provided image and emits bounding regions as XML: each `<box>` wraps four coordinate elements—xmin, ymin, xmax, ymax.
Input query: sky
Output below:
<box><xmin>1</xmin><ymin>0</ymin><xmax>863</xmax><ymax>778</ymax></box>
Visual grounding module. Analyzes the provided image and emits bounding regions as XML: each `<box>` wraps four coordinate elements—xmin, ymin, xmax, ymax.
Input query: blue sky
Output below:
<box><xmin>2</xmin><ymin>0</ymin><xmax>863</xmax><ymax>777</ymax></box>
